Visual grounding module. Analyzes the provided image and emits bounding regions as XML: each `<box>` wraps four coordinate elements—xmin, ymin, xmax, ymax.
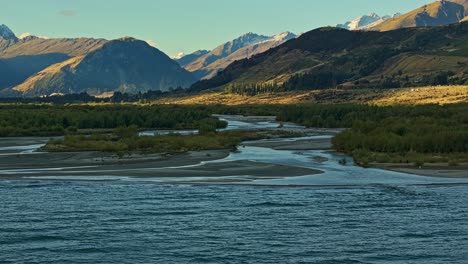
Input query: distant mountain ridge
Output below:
<box><xmin>177</xmin><ymin>32</ymin><xmax>297</xmax><ymax>80</ymax></box>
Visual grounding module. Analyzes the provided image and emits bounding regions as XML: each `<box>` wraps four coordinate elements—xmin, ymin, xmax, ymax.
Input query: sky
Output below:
<box><xmin>1</xmin><ymin>0</ymin><xmax>433</xmax><ymax>56</ymax></box>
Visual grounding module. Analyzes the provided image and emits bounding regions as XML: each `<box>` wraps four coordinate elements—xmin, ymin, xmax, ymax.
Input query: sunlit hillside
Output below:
<box><xmin>154</xmin><ymin>86</ymin><xmax>468</xmax><ymax>105</ymax></box>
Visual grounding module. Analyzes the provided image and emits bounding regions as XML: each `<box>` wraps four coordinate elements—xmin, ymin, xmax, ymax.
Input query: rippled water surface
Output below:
<box><xmin>1</xmin><ymin>181</ymin><xmax>468</xmax><ymax>263</ymax></box>
<box><xmin>2</xmin><ymin>116</ymin><xmax>468</xmax><ymax>263</ymax></box>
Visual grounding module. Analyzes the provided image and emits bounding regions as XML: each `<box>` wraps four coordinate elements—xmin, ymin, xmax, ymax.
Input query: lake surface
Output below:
<box><xmin>2</xmin><ymin>116</ymin><xmax>468</xmax><ymax>263</ymax></box>
<box><xmin>2</xmin><ymin>181</ymin><xmax>468</xmax><ymax>263</ymax></box>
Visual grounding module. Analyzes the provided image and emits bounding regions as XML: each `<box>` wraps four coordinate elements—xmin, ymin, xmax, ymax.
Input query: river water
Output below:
<box><xmin>1</xmin><ymin>116</ymin><xmax>468</xmax><ymax>263</ymax></box>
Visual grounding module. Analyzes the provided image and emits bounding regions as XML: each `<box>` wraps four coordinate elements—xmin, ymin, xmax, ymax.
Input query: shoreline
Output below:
<box><xmin>0</xmin><ymin>139</ymin><xmax>322</xmax><ymax>180</ymax></box>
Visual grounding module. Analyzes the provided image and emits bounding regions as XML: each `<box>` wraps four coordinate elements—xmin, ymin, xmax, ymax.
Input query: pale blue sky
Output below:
<box><xmin>1</xmin><ymin>0</ymin><xmax>432</xmax><ymax>56</ymax></box>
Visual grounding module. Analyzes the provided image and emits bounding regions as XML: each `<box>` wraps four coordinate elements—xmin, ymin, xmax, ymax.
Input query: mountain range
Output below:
<box><xmin>0</xmin><ymin>26</ymin><xmax>194</xmax><ymax>97</ymax></box>
<box><xmin>176</xmin><ymin>32</ymin><xmax>297</xmax><ymax>80</ymax></box>
<box><xmin>1</xmin><ymin>0</ymin><xmax>467</xmax><ymax>97</ymax></box>
<box><xmin>191</xmin><ymin>22</ymin><xmax>468</xmax><ymax>93</ymax></box>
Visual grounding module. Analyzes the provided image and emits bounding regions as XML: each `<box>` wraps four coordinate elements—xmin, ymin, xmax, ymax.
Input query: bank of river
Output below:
<box><xmin>0</xmin><ymin>115</ymin><xmax>467</xmax><ymax>184</ymax></box>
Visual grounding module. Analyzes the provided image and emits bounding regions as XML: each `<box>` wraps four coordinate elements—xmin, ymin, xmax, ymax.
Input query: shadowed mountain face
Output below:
<box><xmin>450</xmin><ymin>0</ymin><xmax>468</xmax><ymax>15</ymax></box>
<box><xmin>0</xmin><ymin>53</ymin><xmax>70</xmax><ymax>89</ymax></box>
<box><xmin>0</xmin><ymin>24</ymin><xmax>17</xmax><ymax>41</ymax></box>
<box><xmin>191</xmin><ymin>22</ymin><xmax>468</xmax><ymax>92</ymax></box>
<box><xmin>178</xmin><ymin>32</ymin><xmax>297</xmax><ymax>80</ymax></box>
<box><xmin>371</xmin><ymin>0</ymin><xmax>467</xmax><ymax>31</ymax></box>
<box><xmin>13</xmin><ymin>38</ymin><xmax>195</xmax><ymax>97</ymax></box>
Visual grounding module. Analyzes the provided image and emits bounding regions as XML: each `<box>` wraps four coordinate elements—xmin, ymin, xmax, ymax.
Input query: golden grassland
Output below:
<box><xmin>371</xmin><ymin>86</ymin><xmax>468</xmax><ymax>106</ymax></box>
<box><xmin>375</xmin><ymin>55</ymin><xmax>468</xmax><ymax>77</ymax></box>
<box><xmin>154</xmin><ymin>91</ymin><xmax>317</xmax><ymax>105</ymax></box>
<box><xmin>152</xmin><ymin>86</ymin><xmax>468</xmax><ymax>106</ymax></box>
<box><xmin>13</xmin><ymin>56</ymin><xmax>85</xmax><ymax>93</ymax></box>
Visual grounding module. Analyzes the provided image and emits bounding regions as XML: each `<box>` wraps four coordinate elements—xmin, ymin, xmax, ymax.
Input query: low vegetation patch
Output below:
<box><xmin>44</xmin><ymin>126</ymin><xmax>266</xmax><ymax>156</ymax></box>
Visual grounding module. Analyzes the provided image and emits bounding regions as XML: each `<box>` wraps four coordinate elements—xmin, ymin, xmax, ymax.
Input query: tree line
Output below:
<box><xmin>0</xmin><ymin>104</ymin><xmax>227</xmax><ymax>137</ymax></box>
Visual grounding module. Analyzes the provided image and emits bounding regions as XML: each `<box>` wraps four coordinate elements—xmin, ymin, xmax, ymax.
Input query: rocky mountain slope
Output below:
<box><xmin>177</xmin><ymin>32</ymin><xmax>297</xmax><ymax>80</ymax></box>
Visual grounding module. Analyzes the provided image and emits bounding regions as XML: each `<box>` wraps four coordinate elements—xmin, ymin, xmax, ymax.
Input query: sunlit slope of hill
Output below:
<box><xmin>13</xmin><ymin>38</ymin><xmax>195</xmax><ymax>97</ymax></box>
<box><xmin>191</xmin><ymin>22</ymin><xmax>468</xmax><ymax>92</ymax></box>
<box><xmin>371</xmin><ymin>0</ymin><xmax>466</xmax><ymax>31</ymax></box>
<box><xmin>155</xmin><ymin>86</ymin><xmax>468</xmax><ymax>106</ymax></box>
<box><xmin>371</xmin><ymin>85</ymin><xmax>468</xmax><ymax>105</ymax></box>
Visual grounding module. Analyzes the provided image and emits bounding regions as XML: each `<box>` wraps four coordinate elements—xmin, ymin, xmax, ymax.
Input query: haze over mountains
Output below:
<box><xmin>0</xmin><ymin>0</ymin><xmax>467</xmax><ymax>97</ymax></box>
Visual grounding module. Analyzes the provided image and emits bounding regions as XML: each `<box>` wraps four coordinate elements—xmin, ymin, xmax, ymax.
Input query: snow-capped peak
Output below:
<box><xmin>232</xmin><ymin>32</ymin><xmax>271</xmax><ymax>47</ymax></box>
<box><xmin>336</xmin><ymin>13</ymin><xmax>399</xmax><ymax>31</ymax></box>
<box><xmin>0</xmin><ymin>24</ymin><xmax>17</xmax><ymax>41</ymax></box>
<box><xmin>171</xmin><ymin>52</ymin><xmax>185</xmax><ymax>60</ymax></box>
<box><xmin>272</xmin><ymin>32</ymin><xmax>297</xmax><ymax>42</ymax></box>
<box><xmin>18</xmin><ymin>32</ymin><xmax>31</xmax><ymax>39</ymax></box>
